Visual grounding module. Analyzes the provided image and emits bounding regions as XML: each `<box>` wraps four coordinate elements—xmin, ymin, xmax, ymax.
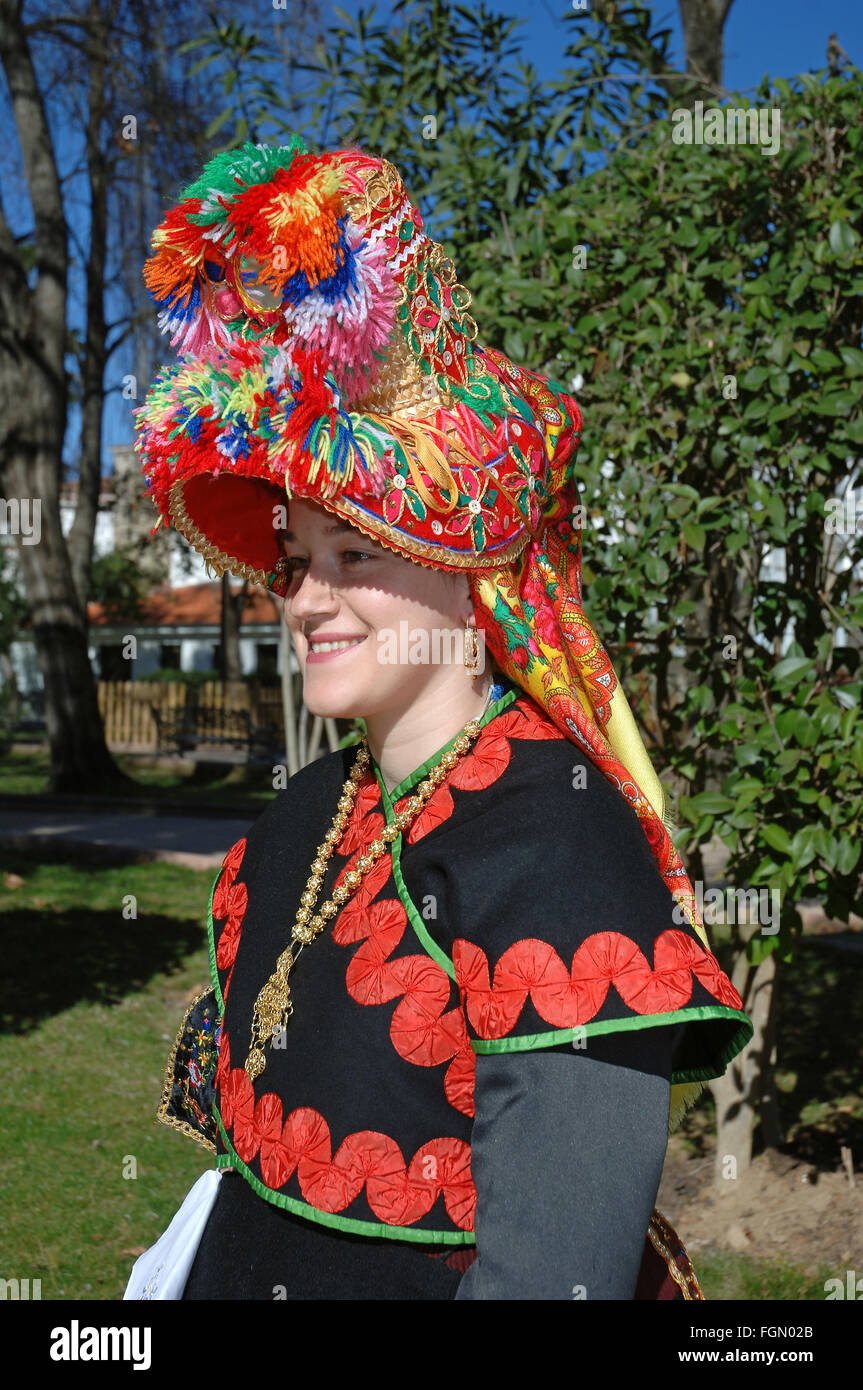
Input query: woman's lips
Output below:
<box><xmin>305</xmin><ymin>635</ymin><xmax>368</xmax><ymax>664</ymax></box>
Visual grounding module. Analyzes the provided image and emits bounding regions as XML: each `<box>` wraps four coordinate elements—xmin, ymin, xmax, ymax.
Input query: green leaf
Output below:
<box><xmin>836</xmin><ymin>684</ymin><xmax>863</xmax><ymax>710</ymax></box>
<box><xmin>790</xmin><ymin>826</ymin><xmax>818</xmax><ymax>869</ymax></box>
<box><xmin>644</xmin><ymin>554</ymin><xmax>669</xmax><ymax>584</ymax></box>
<box><xmin>809</xmin><ymin>349</ymin><xmax>842</xmax><ymax>370</ymax></box>
<box><xmin>763</xmin><ymin>824</ymin><xmax>792</xmax><ymax>855</ymax></box>
<box><xmin>204</xmin><ymin>107</ymin><xmax>233</xmax><ymax>139</ymax></box>
<box><xmin>747</xmin><ymin>933</ymin><xmax>778</xmax><ymax>967</ymax></box>
<box><xmin>689</xmin><ymin>792</ymin><xmax>735</xmax><ymax>815</ymax></box>
<box><xmin>838</xmin><ymin>346</ymin><xmax>863</xmax><ymax>375</ymax></box>
<box><xmin>773</xmin><ymin>656</ymin><xmax>814</xmax><ymax>684</ymax></box>
<box><xmin>682</xmin><ymin>522</ymin><xmax>706</xmax><ymax>550</ymax></box>
<box><xmin>768</xmin><ymin>334</ymin><xmax>792</xmax><ymax>367</ymax></box>
<box><xmin>792</xmin><ymin>711</ymin><xmax>818</xmax><ymax>748</ymax></box>
<box><xmin>740</xmin><ymin>366</ymin><xmax>769</xmax><ymax>389</ymax></box>
<box><xmin>829</xmin><ymin>220</ymin><xmax>859</xmax><ymax>254</ymax></box>
<box><xmin>836</xmin><ymin>838</ymin><xmax>861</xmax><ymax>875</ymax></box>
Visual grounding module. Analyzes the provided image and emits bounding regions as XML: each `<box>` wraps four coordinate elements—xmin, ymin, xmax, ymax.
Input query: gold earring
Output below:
<box><xmin>463</xmin><ymin>621</ymin><xmax>479</xmax><ymax>673</ymax></box>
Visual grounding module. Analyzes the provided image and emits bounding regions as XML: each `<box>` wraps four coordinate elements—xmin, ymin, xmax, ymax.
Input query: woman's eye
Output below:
<box><xmin>282</xmin><ymin>551</ymin><xmax>375</xmax><ymax>572</ymax></box>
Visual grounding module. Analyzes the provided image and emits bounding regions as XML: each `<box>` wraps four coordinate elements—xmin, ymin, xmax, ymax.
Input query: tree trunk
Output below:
<box><xmin>677</xmin><ymin>0</ymin><xmax>733</xmax><ymax>97</ymax></box>
<box><xmin>0</xmin><ymin>651</ymin><xmax>20</xmax><ymax>728</ymax></box>
<box><xmin>0</xmin><ymin>0</ymin><xmax>127</xmax><ymax>793</ymax></box>
<box><xmin>220</xmin><ymin>574</ymin><xmax>245</xmax><ymax>682</ymax></box>
<box><xmin>708</xmin><ymin>937</ymin><xmax>777</xmax><ymax>1186</ymax></box>
<box><xmin>4</xmin><ymin>456</ymin><xmax>127</xmax><ymax>792</ymax></box>
<box><xmin>757</xmin><ymin>958</ymin><xmax>784</xmax><ymax>1151</ymax></box>
<box><xmin>66</xmin><ymin>0</ymin><xmax>113</xmax><ymax>615</ymax></box>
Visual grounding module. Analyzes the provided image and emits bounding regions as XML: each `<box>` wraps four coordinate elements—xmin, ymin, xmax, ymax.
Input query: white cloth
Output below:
<box><xmin>123</xmin><ymin>1168</ymin><xmax>223</xmax><ymax>1300</ymax></box>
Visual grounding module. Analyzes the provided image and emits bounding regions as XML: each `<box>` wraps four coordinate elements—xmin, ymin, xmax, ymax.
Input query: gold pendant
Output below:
<box><xmin>244</xmin><ymin>964</ymin><xmax>295</xmax><ymax>1080</ymax></box>
<box><xmin>245</xmin><ymin>1047</ymin><xmax>266</xmax><ymax>1082</ymax></box>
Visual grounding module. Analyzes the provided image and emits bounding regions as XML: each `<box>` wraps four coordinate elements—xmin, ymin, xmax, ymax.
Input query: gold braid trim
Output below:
<box><xmin>647</xmin><ymin>1209</ymin><xmax>705</xmax><ymax>1300</ymax></box>
<box><xmin>362</xmin><ymin>412</ymin><xmax>462</xmax><ymax>513</ymax></box>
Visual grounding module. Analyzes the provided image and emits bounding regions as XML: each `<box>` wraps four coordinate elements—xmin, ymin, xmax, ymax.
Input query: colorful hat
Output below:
<box><xmin>135</xmin><ymin>138</ymin><xmax>722</xmax><ymax>1128</ymax></box>
<box><xmin>135</xmin><ymin>137</ymin><xmax>580</xmax><ymax>587</ymax></box>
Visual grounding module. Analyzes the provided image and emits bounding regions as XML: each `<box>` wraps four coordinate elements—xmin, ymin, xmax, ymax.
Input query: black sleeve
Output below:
<box><xmin>454</xmin><ymin>1021</ymin><xmax>684</xmax><ymax>1300</ymax></box>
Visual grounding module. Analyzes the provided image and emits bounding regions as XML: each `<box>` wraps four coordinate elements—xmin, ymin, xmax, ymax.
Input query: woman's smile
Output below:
<box><xmin>305</xmin><ymin>633</ymin><xmax>368</xmax><ymax>662</ymax></box>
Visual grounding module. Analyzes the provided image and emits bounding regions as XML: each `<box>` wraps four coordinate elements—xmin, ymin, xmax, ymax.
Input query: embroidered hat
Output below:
<box><xmin>135</xmin><ymin>137</ymin><xmax>581</xmax><ymax>587</ymax></box>
<box><xmin>135</xmin><ymin>139</ymin><xmax>723</xmax><ymax>1130</ymax></box>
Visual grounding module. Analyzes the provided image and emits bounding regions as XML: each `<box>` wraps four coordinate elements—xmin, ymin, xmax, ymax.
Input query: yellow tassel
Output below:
<box><xmin>364</xmin><ymin>411</ymin><xmax>461</xmax><ymax>513</ymax></box>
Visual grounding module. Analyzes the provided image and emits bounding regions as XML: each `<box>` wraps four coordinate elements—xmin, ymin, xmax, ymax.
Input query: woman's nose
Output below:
<box><xmin>284</xmin><ymin>564</ymin><xmax>339</xmax><ymax>618</ymax></box>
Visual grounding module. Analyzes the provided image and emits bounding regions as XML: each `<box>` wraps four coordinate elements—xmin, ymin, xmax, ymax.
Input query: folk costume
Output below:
<box><xmin>126</xmin><ymin>139</ymin><xmax>753</xmax><ymax>1301</ymax></box>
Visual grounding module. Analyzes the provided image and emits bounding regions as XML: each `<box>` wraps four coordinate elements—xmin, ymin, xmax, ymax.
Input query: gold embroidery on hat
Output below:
<box><xmin>342</xmin><ymin>155</ymin><xmax>477</xmax><ymax>393</ymax></box>
<box><xmin>341</xmin><ymin>155</ymin><xmax>405</xmax><ymax>227</ymax></box>
<box><xmin>352</xmin><ymin>319</ymin><xmax>435</xmax><ymax>415</ymax></box>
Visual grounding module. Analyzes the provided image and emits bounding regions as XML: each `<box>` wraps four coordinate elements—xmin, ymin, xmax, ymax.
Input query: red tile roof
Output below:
<box><xmin>87</xmin><ymin>582</ymin><xmax>282</xmax><ymax>628</ymax></box>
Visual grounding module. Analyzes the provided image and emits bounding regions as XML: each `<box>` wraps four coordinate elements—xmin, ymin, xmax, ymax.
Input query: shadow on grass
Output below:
<box><xmin>0</xmin><ymin>745</ymin><xmax>278</xmax><ymax>806</ymax></box>
<box><xmin>0</xmin><ymin>904</ymin><xmax>206</xmax><ymax>1035</ymax></box>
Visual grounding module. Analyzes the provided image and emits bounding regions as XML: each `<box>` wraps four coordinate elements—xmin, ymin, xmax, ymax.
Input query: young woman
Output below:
<box><xmin>126</xmin><ymin>138</ymin><xmax>752</xmax><ymax>1300</ymax></box>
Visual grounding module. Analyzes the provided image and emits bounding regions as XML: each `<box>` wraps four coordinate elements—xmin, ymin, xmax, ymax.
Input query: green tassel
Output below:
<box><xmin>182</xmin><ymin>138</ymin><xmax>310</xmax><ymax>223</ymax></box>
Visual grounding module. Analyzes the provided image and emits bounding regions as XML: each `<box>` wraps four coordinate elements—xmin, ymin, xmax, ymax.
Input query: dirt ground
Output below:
<box><xmin>656</xmin><ymin>1135</ymin><xmax>861</xmax><ymax>1278</ymax></box>
<box><xmin>654</xmin><ymin>908</ymin><xmax>863</xmax><ymax>1280</ymax></box>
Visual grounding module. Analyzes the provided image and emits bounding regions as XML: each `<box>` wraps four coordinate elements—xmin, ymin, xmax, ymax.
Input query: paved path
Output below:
<box><xmin>0</xmin><ymin>807</ymin><xmax>257</xmax><ymax>870</ymax></box>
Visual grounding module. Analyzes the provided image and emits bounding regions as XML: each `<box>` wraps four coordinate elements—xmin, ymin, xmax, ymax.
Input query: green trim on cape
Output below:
<box><xmin>371</xmin><ymin>684</ymin><xmax>518</xmax><ymax>979</ymax></box>
<box><xmin>206</xmin><ymin>868</ymin><xmax>225</xmax><ymax>1012</ymax></box>
<box><xmin>469</xmin><ymin>1004</ymin><xmax>754</xmax><ymax>1084</ymax></box>
<box><xmin>213</xmin><ymin>1109</ymin><xmax>476</xmax><ymax>1246</ymax></box>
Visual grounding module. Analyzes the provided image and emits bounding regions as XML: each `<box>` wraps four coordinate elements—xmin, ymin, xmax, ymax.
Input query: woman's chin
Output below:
<box><xmin>301</xmin><ymin>672</ymin><xmax>369</xmax><ymax>722</ymax></box>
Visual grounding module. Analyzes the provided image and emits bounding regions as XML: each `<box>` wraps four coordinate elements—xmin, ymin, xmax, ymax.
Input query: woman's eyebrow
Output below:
<box><xmin>282</xmin><ymin>523</ymin><xmax>360</xmax><ymax>541</ymax></box>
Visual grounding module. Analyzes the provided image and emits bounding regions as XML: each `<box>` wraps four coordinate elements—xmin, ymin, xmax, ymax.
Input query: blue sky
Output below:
<box><xmin>425</xmin><ymin>0</ymin><xmax>863</xmax><ymax>94</ymax></box>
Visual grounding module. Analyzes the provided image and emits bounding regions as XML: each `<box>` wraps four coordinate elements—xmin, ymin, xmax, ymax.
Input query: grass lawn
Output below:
<box><xmin>692</xmin><ymin>1248</ymin><xmax>835</xmax><ymax>1300</ymax></box>
<box><xmin>0</xmin><ymin>855</ymin><xmax>851</xmax><ymax>1301</ymax></box>
<box><xmin>0</xmin><ymin>858</ymin><xmax>216</xmax><ymax>1300</ymax></box>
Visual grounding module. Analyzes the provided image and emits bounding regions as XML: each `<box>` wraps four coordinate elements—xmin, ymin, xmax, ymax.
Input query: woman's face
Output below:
<box><xmin>280</xmin><ymin>498</ymin><xmax>479</xmax><ymax>720</ymax></box>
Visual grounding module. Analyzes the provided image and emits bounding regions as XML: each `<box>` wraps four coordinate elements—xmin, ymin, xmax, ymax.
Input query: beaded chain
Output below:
<box><xmin>244</xmin><ymin>715</ymin><xmax>486</xmax><ymax>1081</ymax></box>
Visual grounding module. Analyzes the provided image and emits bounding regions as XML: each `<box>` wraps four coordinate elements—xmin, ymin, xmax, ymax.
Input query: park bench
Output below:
<box><xmin>150</xmin><ymin>704</ymin><xmax>280</xmax><ymax>760</ymax></box>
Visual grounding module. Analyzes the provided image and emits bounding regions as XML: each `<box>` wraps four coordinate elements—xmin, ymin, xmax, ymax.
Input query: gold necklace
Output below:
<box><xmin>244</xmin><ymin>714</ymin><xmax>486</xmax><ymax>1081</ymax></box>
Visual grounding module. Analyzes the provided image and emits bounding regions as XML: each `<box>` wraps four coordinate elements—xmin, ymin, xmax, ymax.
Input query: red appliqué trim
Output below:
<box><xmin>331</xmin><ymin>850</ymin><xmax>477</xmax><ymax>1117</ymax></box>
<box><xmin>216</xmin><ymin>1031</ymin><xmax>475</xmax><ymax>1229</ymax></box>
<box><xmin>212</xmin><ymin>837</ymin><xmax>248</xmax><ymax>999</ymax></box>
<box><xmin>453</xmin><ymin>929</ymin><xmax>744</xmax><ymax>1039</ymax></box>
<box><xmin>398</xmin><ymin>694</ymin><xmax>563</xmax><ymax>845</ymax></box>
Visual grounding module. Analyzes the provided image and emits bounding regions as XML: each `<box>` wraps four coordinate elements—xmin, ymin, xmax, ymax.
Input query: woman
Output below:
<box><xmin>126</xmin><ymin>138</ymin><xmax>752</xmax><ymax>1300</ymax></box>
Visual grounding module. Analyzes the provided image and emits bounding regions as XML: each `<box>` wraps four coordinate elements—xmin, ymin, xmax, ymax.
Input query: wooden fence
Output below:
<box><xmin>97</xmin><ymin>680</ymin><xmax>285</xmax><ymax>751</ymax></box>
